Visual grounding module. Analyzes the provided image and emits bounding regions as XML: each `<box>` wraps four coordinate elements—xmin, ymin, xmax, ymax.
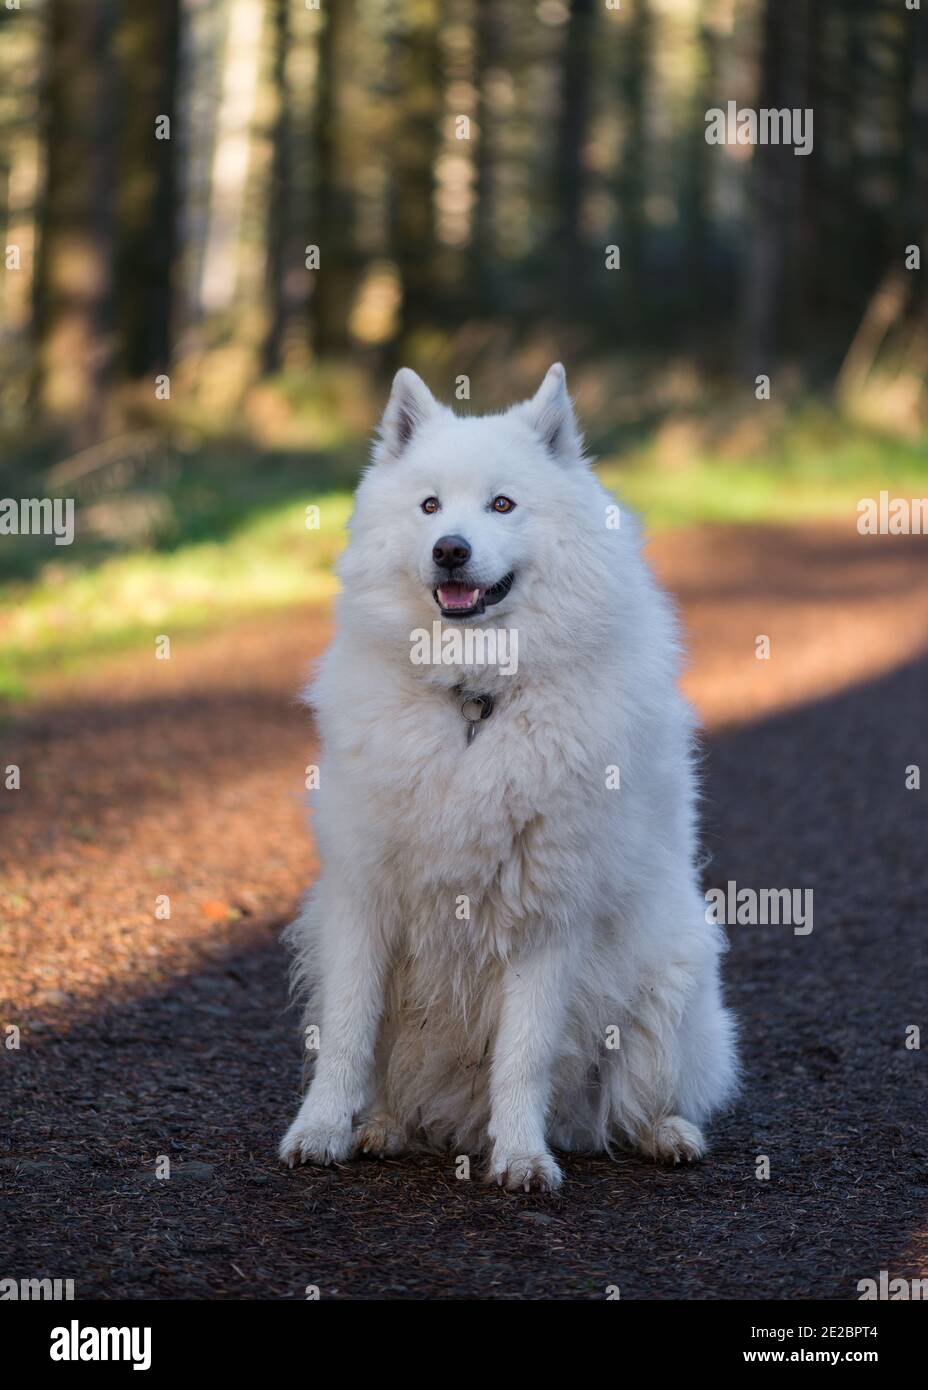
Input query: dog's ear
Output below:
<box><xmin>375</xmin><ymin>368</ymin><xmax>443</xmax><ymax>462</ymax></box>
<box><xmin>519</xmin><ymin>363</ymin><xmax>583</xmax><ymax>466</ymax></box>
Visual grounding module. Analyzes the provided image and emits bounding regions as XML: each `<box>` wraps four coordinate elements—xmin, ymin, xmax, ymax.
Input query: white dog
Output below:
<box><xmin>280</xmin><ymin>364</ymin><xmax>737</xmax><ymax>1191</ymax></box>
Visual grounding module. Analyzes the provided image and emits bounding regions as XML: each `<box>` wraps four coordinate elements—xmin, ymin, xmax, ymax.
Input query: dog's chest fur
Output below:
<box><xmin>322</xmin><ymin>664</ymin><xmax>622</xmax><ymax>962</ymax></box>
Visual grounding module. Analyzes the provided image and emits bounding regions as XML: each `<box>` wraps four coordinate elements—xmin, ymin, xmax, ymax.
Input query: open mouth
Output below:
<box><xmin>433</xmin><ymin>572</ymin><xmax>515</xmax><ymax>619</ymax></box>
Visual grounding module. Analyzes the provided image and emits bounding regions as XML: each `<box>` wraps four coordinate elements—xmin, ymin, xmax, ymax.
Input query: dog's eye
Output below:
<box><xmin>421</xmin><ymin>496</ymin><xmax>440</xmax><ymax>514</ymax></box>
<box><xmin>491</xmin><ymin>495</ymin><xmax>516</xmax><ymax>514</ymax></box>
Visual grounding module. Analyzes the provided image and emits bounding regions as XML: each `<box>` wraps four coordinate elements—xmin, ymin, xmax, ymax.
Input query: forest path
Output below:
<box><xmin>3</xmin><ymin>520</ymin><xmax>928</xmax><ymax>1299</ymax></box>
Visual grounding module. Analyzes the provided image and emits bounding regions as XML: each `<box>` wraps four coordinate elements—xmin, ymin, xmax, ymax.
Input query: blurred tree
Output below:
<box><xmin>116</xmin><ymin>0</ymin><xmax>181</xmax><ymax>380</ymax></box>
<box><xmin>679</xmin><ymin>0</ymin><xmax>724</xmax><ymax>321</ymax></box>
<box><xmin>618</xmin><ymin>0</ymin><xmax>651</xmax><ymax>332</ymax></box>
<box><xmin>469</xmin><ymin>0</ymin><xmax>501</xmax><ymax>306</ymax></box>
<box><xmin>740</xmin><ymin>0</ymin><xmax>807</xmax><ymax>377</ymax></box>
<box><xmin>903</xmin><ymin>0</ymin><xmax>928</xmax><ymax>317</ymax></box>
<box><xmin>198</xmin><ymin>0</ymin><xmax>264</xmax><ymax>319</ymax></box>
<box><xmin>33</xmin><ymin>0</ymin><xmax>119</xmax><ymax>445</ymax></box>
<box><xmin>390</xmin><ymin>0</ymin><xmax>442</xmax><ymax>346</ymax></box>
<box><xmin>309</xmin><ymin>0</ymin><xmax>356</xmax><ymax>357</ymax></box>
<box><xmin>263</xmin><ymin>0</ymin><xmax>293</xmax><ymax>373</ymax></box>
<box><xmin>6</xmin><ymin>0</ymin><xmax>925</xmax><ymax>444</ymax></box>
<box><xmin>0</xmin><ymin>3</ymin><xmax>43</xmax><ymax>369</ymax></box>
<box><xmin>551</xmin><ymin>0</ymin><xmax>596</xmax><ymax>306</ymax></box>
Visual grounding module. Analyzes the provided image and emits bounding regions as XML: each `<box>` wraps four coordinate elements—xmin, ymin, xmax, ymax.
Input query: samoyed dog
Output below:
<box><xmin>279</xmin><ymin>364</ymin><xmax>737</xmax><ymax>1191</ymax></box>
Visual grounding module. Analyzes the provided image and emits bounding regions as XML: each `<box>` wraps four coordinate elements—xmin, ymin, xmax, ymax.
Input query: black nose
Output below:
<box><xmin>432</xmin><ymin>534</ymin><xmax>471</xmax><ymax>569</ymax></box>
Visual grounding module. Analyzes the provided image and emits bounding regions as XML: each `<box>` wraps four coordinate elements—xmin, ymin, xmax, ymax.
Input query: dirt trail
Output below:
<box><xmin>2</xmin><ymin>521</ymin><xmax>927</xmax><ymax>1299</ymax></box>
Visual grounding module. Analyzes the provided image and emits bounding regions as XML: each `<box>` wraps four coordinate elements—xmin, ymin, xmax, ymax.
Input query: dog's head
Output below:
<box><xmin>339</xmin><ymin>365</ymin><xmax>616</xmax><ymax>668</ymax></box>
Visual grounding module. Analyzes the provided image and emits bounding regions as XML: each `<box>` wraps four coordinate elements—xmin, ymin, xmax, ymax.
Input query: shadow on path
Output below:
<box><xmin>3</xmin><ymin>651</ymin><xmax>927</xmax><ymax>1298</ymax></box>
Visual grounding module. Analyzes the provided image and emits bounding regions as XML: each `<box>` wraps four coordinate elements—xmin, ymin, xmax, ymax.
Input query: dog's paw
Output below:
<box><xmin>351</xmin><ymin>1117</ymin><xmax>407</xmax><ymax>1158</ymax></box>
<box><xmin>648</xmin><ymin>1115</ymin><xmax>705</xmax><ymax>1165</ymax></box>
<box><xmin>484</xmin><ymin>1149</ymin><xmax>563</xmax><ymax>1193</ymax></box>
<box><xmin>279</xmin><ymin>1109</ymin><xmax>353</xmax><ymax>1168</ymax></box>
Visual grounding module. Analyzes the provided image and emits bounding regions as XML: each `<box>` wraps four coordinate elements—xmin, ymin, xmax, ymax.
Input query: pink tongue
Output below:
<box><xmin>440</xmin><ymin>582</ymin><xmax>478</xmax><ymax>608</ymax></box>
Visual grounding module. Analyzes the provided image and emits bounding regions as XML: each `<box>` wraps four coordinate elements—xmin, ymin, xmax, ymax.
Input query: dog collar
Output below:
<box><xmin>454</xmin><ymin>687</ymin><xmax>494</xmax><ymax>746</ymax></box>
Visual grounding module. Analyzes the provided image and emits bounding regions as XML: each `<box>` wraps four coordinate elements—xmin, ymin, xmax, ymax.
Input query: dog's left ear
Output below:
<box><xmin>519</xmin><ymin>363</ymin><xmax>583</xmax><ymax>465</ymax></box>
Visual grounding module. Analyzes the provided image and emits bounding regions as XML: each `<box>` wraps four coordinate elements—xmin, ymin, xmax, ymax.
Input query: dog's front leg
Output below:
<box><xmin>486</xmin><ymin>940</ymin><xmax>569</xmax><ymax>1192</ymax></box>
<box><xmin>279</xmin><ymin>900</ymin><xmax>386</xmax><ymax>1168</ymax></box>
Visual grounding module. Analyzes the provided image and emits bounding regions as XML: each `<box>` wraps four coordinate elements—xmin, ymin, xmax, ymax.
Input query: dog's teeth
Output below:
<box><xmin>439</xmin><ymin>585</ymin><xmax>481</xmax><ymax>609</ymax></box>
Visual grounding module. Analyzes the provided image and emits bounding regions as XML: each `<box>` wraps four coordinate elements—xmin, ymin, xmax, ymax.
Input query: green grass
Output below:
<box><xmin>0</xmin><ymin>492</ymin><xmax>349</xmax><ymax>700</ymax></box>
<box><xmin>1</xmin><ymin>410</ymin><xmax>926</xmax><ymax>700</ymax></box>
<box><xmin>603</xmin><ymin>413</ymin><xmax>928</xmax><ymax>528</ymax></box>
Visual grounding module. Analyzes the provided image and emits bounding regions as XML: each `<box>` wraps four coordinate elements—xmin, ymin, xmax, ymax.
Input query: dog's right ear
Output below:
<box><xmin>375</xmin><ymin>368</ymin><xmax>443</xmax><ymax>462</ymax></box>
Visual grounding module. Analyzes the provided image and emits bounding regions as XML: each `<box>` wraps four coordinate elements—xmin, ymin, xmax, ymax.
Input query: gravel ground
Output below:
<box><xmin>2</xmin><ymin>522</ymin><xmax>927</xmax><ymax>1300</ymax></box>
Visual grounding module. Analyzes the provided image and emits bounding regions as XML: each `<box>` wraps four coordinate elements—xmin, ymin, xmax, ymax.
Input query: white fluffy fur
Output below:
<box><xmin>279</xmin><ymin>364</ymin><xmax>738</xmax><ymax>1191</ymax></box>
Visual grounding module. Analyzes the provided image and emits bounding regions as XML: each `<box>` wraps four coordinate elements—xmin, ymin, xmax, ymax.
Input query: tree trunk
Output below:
<box><xmin>470</xmin><ymin>0</ymin><xmax>501</xmax><ymax>306</ymax></box>
<box><xmin>552</xmin><ymin>0</ymin><xmax>596</xmax><ymax>306</ymax></box>
<box><xmin>263</xmin><ymin>0</ymin><xmax>292</xmax><ymax>374</ymax></box>
<box><xmin>390</xmin><ymin>0</ymin><xmax>442</xmax><ymax>347</ymax></box>
<box><xmin>680</xmin><ymin>0</ymin><xmax>723</xmax><ymax>316</ymax></box>
<box><xmin>904</xmin><ymin>0</ymin><xmax>928</xmax><ymax>317</ymax></box>
<box><xmin>308</xmin><ymin>0</ymin><xmax>356</xmax><ymax>357</ymax></box>
<box><xmin>740</xmin><ymin>0</ymin><xmax>808</xmax><ymax>379</ymax></box>
<box><xmin>618</xmin><ymin>0</ymin><xmax>651</xmax><ymax>331</ymax></box>
<box><xmin>33</xmin><ymin>0</ymin><xmax>119</xmax><ymax>445</ymax></box>
<box><xmin>198</xmin><ymin>0</ymin><xmax>264</xmax><ymax>317</ymax></box>
<box><xmin>116</xmin><ymin>0</ymin><xmax>181</xmax><ymax>379</ymax></box>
